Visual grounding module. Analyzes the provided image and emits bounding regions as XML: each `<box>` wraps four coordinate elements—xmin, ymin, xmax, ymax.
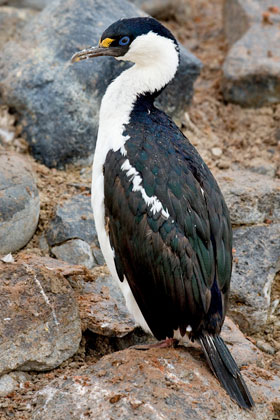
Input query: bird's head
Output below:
<box><xmin>71</xmin><ymin>17</ymin><xmax>179</xmax><ymax>68</ymax></box>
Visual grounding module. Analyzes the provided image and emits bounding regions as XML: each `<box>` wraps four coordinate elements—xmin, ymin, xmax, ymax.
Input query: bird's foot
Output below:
<box><xmin>131</xmin><ymin>338</ymin><xmax>179</xmax><ymax>351</ymax></box>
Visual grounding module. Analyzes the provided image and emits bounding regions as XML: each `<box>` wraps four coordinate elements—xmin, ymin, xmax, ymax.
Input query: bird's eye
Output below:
<box><xmin>119</xmin><ymin>36</ymin><xmax>130</xmax><ymax>46</ymax></box>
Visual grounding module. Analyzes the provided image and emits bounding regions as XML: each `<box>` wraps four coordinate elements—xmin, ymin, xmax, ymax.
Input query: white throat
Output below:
<box><xmin>94</xmin><ymin>31</ymin><xmax>179</xmax><ymax>168</ymax></box>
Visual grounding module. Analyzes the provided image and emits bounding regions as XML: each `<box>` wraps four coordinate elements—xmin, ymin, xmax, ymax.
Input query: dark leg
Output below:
<box><xmin>131</xmin><ymin>338</ymin><xmax>179</xmax><ymax>350</ymax></box>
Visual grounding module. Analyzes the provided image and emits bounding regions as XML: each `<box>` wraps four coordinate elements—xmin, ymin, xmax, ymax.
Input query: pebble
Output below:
<box><xmin>256</xmin><ymin>340</ymin><xmax>276</xmax><ymax>355</ymax></box>
<box><xmin>211</xmin><ymin>146</ymin><xmax>223</xmax><ymax>157</ymax></box>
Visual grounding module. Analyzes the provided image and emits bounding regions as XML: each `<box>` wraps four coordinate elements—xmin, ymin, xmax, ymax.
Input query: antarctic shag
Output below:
<box><xmin>71</xmin><ymin>17</ymin><xmax>254</xmax><ymax>409</ymax></box>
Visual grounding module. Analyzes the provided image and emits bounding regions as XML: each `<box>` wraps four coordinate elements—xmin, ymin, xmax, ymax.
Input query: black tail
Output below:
<box><xmin>199</xmin><ymin>334</ymin><xmax>254</xmax><ymax>409</ymax></box>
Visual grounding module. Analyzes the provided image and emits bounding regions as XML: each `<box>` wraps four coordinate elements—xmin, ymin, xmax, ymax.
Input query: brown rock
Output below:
<box><xmin>0</xmin><ymin>254</ymin><xmax>81</xmax><ymax>375</ymax></box>
<box><xmin>32</xmin><ymin>342</ymin><xmax>279</xmax><ymax>420</ymax></box>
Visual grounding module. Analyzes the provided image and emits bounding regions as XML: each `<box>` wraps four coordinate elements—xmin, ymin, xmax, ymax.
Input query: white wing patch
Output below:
<box><xmin>121</xmin><ymin>158</ymin><xmax>170</xmax><ymax>219</ymax></box>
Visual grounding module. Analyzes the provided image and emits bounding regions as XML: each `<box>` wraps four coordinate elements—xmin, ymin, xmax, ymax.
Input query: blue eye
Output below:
<box><xmin>119</xmin><ymin>36</ymin><xmax>130</xmax><ymax>46</ymax></box>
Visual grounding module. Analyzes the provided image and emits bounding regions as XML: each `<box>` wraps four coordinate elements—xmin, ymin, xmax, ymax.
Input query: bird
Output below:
<box><xmin>71</xmin><ymin>17</ymin><xmax>254</xmax><ymax>409</ymax></box>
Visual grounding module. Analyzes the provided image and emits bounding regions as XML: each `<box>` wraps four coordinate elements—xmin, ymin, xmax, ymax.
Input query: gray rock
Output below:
<box><xmin>216</xmin><ymin>169</ymin><xmax>280</xmax><ymax>225</ymax></box>
<box><xmin>0</xmin><ymin>152</ymin><xmax>40</xmax><ymax>255</ymax></box>
<box><xmin>256</xmin><ymin>340</ymin><xmax>276</xmax><ymax>355</ymax></box>
<box><xmin>2</xmin><ymin>0</ymin><xmax>49</xmax><ymax>9</ymax></box>
<box><xmin>0</xmin><ymin>254</ymin><xmax>81</xmax><ymax>375</ymax></box>
<box><xmin>32</xmin><ymin>327</ymin><xmax>278</xmax><ymax>420</ymax></box>
<box><xmin>229</xmin><ymin>223</ymin><xmax>280</xmax><ymax>334</ymax></box>
<box><xmin>0</xmin><ymin>373</ymin><xmax>18</xmax><ymax>397</ymax></box>
<box><xmin>222</xmin><ymin>0</ymin><xmax>280</xmax><ymax>106</ymax></box>
<box><xmin>0</xmin><ymin>0</ymin><xmax>201</xmax><ymax>168</ymax></box>
<box><xmin>130</xmin><ymin>0</ymin><xmax>191</xmax><ymax>23</ymax></box>
<box><xmin>0</xmin><ymin>6</ymin><xmax>37</xmax><ymax>50</ymax></box>
<box><xmin>0</xmin><ymin>371</ymin><xmax>30</xmax><ymax>397</ymax></box>
<box><xmin>46</xmin><ymin>194</ymin><xmax>97</xmax><ymax>247</ymax></box>
<box><xmin>92</xmin><ymin>247</ymin><xmax>105</xmax><ymax>266</ymax></box>
<box><xmin>46</xmin><ymin>194</ymin><xmax>106</xmax><ymax>268</ymax></box>
<box><xmin>51</xmin><ymin>238</ymin><xmax>94</xmax><ymax>268</ymax></box>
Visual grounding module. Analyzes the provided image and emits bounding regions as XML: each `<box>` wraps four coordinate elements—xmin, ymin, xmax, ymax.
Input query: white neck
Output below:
<box><xmin>93</xmin><ymin>32</ymin><xmax>179</xmax><ymax>172</ymax></box>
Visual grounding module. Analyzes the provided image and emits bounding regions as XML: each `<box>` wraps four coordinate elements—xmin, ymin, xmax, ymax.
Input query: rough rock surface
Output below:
<box><xmin>32</xmin><ymin>334</ymin><xmax>279</xmax><ymax>420</ymax></box>
<box><xmin>0</xmin><ymin>254</ymin><xmax>81</xmax><ymax>375</ymax></box>
<box><xmin>222</xmin><ymin>0</ymin><xmax>280</xmax><ymax>106</ymax></box>
<box><xmin>46</xmin><ymin>194</ymin><xmax>97</xmax><ymax>247</ymax></box>
<box><xmin>2</xmin><ymin>0</ymin><xmax>49</xmax><ymax>9</ymax></box>
<box><xmin>217</xmin><ymin>169</ymin><xmax>280</xmax><ymax>225</ymax></box>
<box><xmin>51</xmin><ymin>238</ymin><xmax>94</xmax><ymax>269</ymax></box>
<box><xmin>0</xmin><ymin>0</ymin><xmax>202</xmax><ymax>168</ymax></box>
<box><xmin>230</xmin><ymin>223</ymin><xmax>280</xmax><ymax>333</ymax></box>
<box><xmin>78</xmin><ymin>275</ymin><xmax>139</xmax><ymax>338</ymax></box>
<box><xmin>46</xmin><ymin>194</ymin><xmax>102</xmax><ymax>267</ymax></box>
<box><xmin>130</xmin><ymin>0</ymin><xmax>191</xmax><ymax>22</ymax></box>
<box><xmin>0</xmin><ymin>371</ymin><xmax>30</xmax><ymax>397</ymax></box>
<box><xmin>0</xmin><ymin>152</ymin><xmax>40</xmax><ymax>255</ymax></box>
<box><xmin>0</xmin><ymin>6</ymin><xmax>37</xmax><ymax>49</ymax></box>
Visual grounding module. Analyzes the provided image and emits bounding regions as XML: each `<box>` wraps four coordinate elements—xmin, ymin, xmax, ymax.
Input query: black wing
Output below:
<box><xmin>103</xmin><ymin>107</ymin><xmax>232</xmax><ymax>340</ymax></box>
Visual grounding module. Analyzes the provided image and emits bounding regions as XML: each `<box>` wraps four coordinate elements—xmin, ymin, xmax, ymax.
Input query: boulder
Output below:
<box><xmin>222</xmin><ymin>0</ymin><xmax>280</xmax><ymax>106</ymax></box>
<box><xmin>32</xmin><ymin>326</ymin><xmax>279</xmax><ymax>420</ymax></box>
<box><xmin>0</xmin><ymin>6</ymin><xmax>37</xmax><ymax>50</ymax></box>
<box><xmin>0</xmin><ymin>0</ymin><xmax>202</xmax><ymax>168</ymax></box>
<box><xmin>2</xmin><ymin>0</ymin><xmax>49</xmax><ymax>9</ymax></box>
<box><xmin>230</xmin><ymin>223</ymin><xmax>280</xmax><ymax>334</ymax></box>
<box><xmin>130</xmin><ymin>0</ymin><xmax>191</xmax><ymax>23</ymax></box>
<box><xmin>0</xmin><ymin>152</ymin><xmax>40</xmax><ymax>255</ymax></box>
<box><xmin>0</xmin><ymin>254</ymin><xmax>81</xmax><ymax>375</ymax></box>
<box><xmin>216</xmin><ymin>169</ymin><xmax>280</xmax><ymax>225</ymax></box>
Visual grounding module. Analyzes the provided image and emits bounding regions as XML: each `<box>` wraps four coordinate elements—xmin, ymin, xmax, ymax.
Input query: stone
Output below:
<box><xmin>0</xmin><ymin>374</ymin><xmax>18</xmax><ymax>397</ymax></box>
<box><xmin>222</xmin><ymin>0</ymin><xmax>280</xmax><ymax>106</ymax></box>
<box><xmin>216</xmin><ymin>169</ymin><xmax>280</xmax><ymax>225</ymax></box>
<box><xmin>0</xmin><ymin>0</ymin><xmax>201</xmax><ymax>168</ymax></box>
<box><xmin>3</xmin><ymin>0</ymin><xmax>49</xmax><ymax>9</ymax></box>
<box><xmin>78</xmin><ymin>274</ymin><xmax>144</xmax><ymax>339</ymax></box>
<box><xmin>51</xmin><ymin>239</ymin><xmax>94</xmax><ymax>269</ymax></box>
<box><xmin>32</xmin><ymin>340</ymin><xmax>279</xmax><ymax>420</ymax></box>
<box><xmin>0</xmin><ymin>6</ymin><xmax>37</xmax><ymax>50</ymax></box>
<box><xmin>0</xmin><ymin>254</ymin><xmax>81</xmax><ymax>375</ymax></box>
<box><xmin>0</xmin><ymin>371</ymin><xmax>30</xmax><ymax>397</ymax></box>
<box><xmin>229</xmin><ymin>223</ymin><xmax>280</xmax><ymax>334</ymax></box>
<box><xmin>256</xmin><ymin>340</ymin><xmax>276</xmax><ymax>355</ymax></box>
<box><xmin>0</xmin><ymin>152</ymin><xmax>40</xmax><ymax>255</ymax></box>
<box><xmin>46</xmin><ymin>194</ymin><xmax>97</xmax><ymax>247</ymax></box>
<box><xmin>46</xmin><ymin>194</ymin><xmax>103</xmax><ymax>267</ymax></box>
<box><xmin>221</xmin><ymin>317</ymin><xmax>262</xmax><ymax>366</ymax></box>
<box><xmin>130</xmin><ymin>0</ymin><xmax>191</xmax><ymax>23</ymax></box>
<box><xmin>92</xmin><ymin>247</ymin><xmax>105</xmax><ymax>266</ymax></box>
<box><xmin>211</xmin><ymin>146</ymin><xmax>222</xmax><ymax>157</ymax></box>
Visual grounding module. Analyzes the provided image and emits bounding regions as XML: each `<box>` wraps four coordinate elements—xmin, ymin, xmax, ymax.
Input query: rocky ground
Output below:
<box><xmin>0</xmin><ymin>0</ymin><xmax>280</xmax><ymax>419</ymax></box>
